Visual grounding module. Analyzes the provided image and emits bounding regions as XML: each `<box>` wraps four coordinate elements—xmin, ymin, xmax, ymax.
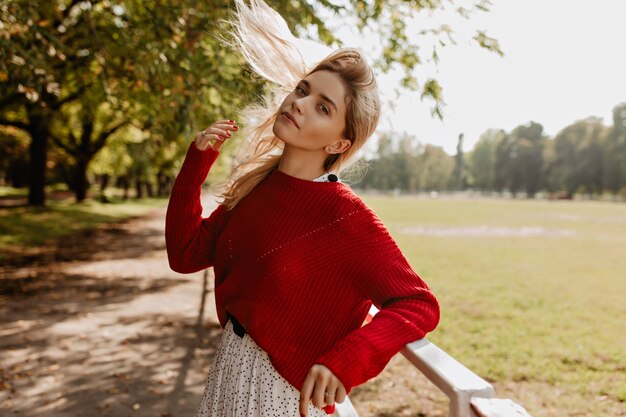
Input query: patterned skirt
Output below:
<box><xmin>195</xmin><ymin>319</ymin><xmax>330</xmax><ymax>417</ymax></box>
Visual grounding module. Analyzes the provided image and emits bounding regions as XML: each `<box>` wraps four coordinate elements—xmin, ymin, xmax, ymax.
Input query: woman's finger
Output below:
<box><xmin>335</xmin><ymin>383</ymin><xmax>347</xmax><ymax>403</ymax></box>
<box><xmin>193</xmin><ymin>119</ymin><xmax>238</xmax><ymax>151</ymax></box>
<box><xmin>209</xmin><ymin>120</ymin><xmax>237</xmax><ymax>130</ymax></box>
<box><xmin>194</xmin><ymin>132</ymin><xmax>223</xmax><ymax>151</ymax></box>
<box><xmin>325</xmin><ymin>381</ymin><xmax>338</xmax><ymax>406</ymax></box>
<box><xmin>207</xmin><ymin>122</ymin><xmax>238</xmax><ymax>132</ymax></box>
<box><xmin>203</xmin><ymin>126</ymin><xmax>235</xmax><ymax>140</ymax></box>
<box><xmin>212</xmin><ymin>119</ymin><xmax>236</xmax><ymax>126</ymax></box>
<box><xmin>299</xmin><ymin>375</ymin><xmax>315</xmax><ymax>417</ymax></box>
<box><xmin>312</xmin><ymin>378</ymin><xmax>329</xmax><ymax>409</ymax></box>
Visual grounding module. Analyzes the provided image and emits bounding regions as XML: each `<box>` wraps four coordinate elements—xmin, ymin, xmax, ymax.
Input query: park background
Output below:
<box><xmin>1</xmin><ymin>1</ymin><xmax>625</xmax><ymax>416</ymax></box>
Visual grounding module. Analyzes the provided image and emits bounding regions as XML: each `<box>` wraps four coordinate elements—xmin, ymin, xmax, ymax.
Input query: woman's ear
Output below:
<box><xmin>325</xmin><ymin>138</ymin><xmax>351</xmax><ymax>155</ymax></box>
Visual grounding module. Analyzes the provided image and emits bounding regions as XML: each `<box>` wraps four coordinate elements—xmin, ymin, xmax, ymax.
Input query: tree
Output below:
<box><xmin>417</xmin><ymin>144</ymin><xmax>454</xmax><ymax>191</ymax></box>
<box><xmin>50</xmin><ymin>95</ymin><xmax>129</xmax><ymax>201</ymax></box>
<box><xmin>493</xmin><ymin>122</ymin><xmax>546</xmax><ymax>197</ymax></box>
<box><xmin>452</xmin><ymin>133</ymin><xmax>467</xmax><ymax>190</ymax></box>
<box><xmin>467</xmin><ymin>128</ymin><xmax>504</xmax><ymax>192</ymax></box>
<box><xmin>547</xmin><ymin>118</ymin><xmax>605</xmax><ymax>196</ymax></box>
<box><xmin>0</xmin><ymin>2</ymin><xmax>101</xmax><ymax>205</ymax></box>
<box><xmin>494</xmin><ymin>131</ymin><xmax>513</xmax><ymax>194</ymax></box>
<box><xmin>602</xmin><ymin>102</ymin><xmax>626</xmax><ymax>194</ymax></box>
<box><xmin>394</xmin><ymin>133</ymin><xmax>422</xmax><ymax>192</ymax></box>
<box><xmin>576</xmin><ymin>118</ymin><xmax>606</xmax><ymax>195</ymax></box>
<box><xmin>1</xmin><ymin>0</ymin><xmax>501</xmax><ymax>205</ymax></box>
<box><xmin>0</xmin><ymin>129</ymin><xmax>29</xmax><ymax>188</ymax></box>
<box><xmin>356</xmin><ymin>132</ymin><xmax>454</xmax><ymax>193</ymax></box>
<box><xmin>509</xmin><ymin>121</ymin><xmax>547</xmax><ymax>198</ymax></box>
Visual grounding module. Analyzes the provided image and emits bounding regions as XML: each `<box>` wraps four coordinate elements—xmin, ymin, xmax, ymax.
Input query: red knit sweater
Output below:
<box><xmin>165</xmin><ymin>141</ymin><xmax>440</xmax><ymax>395</ymax></box>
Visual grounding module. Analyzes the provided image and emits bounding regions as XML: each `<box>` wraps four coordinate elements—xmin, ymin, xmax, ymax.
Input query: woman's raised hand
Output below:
<box><xmin>194</xmin><ymin>119</ymin><xmax>238</xmax><ymax>151</ymax></box>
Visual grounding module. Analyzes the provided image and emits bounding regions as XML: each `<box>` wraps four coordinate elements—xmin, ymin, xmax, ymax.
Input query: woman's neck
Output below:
<box><xmin>277</xmin><ymin>145</ymin><xmax>327</xmax><ymax>180</ymax></box>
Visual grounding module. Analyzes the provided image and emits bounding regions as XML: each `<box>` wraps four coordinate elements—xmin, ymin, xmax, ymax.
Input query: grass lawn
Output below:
<box><xmin>0</xmin><ymin>186</ymin><xmax>28</xmax><ymax>198</ymax></box>
<box><xmin>0</xmin><ymin>196</ymin><xmax>168</xmax><ymax>254</ymax></box>
<box><xmin>360</xmin><ymin>194</ymin><xmax>626</xmax><ymax>416</ymax></box>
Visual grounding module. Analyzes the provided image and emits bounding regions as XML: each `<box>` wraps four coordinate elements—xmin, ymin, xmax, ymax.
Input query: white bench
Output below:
<box><xmin>334</xmin><ymin>306</ymin><xmax>533</xmax><ymax>417</ymax></box>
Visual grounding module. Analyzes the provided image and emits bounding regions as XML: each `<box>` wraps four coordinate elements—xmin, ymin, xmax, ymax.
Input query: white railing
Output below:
<box><xmin>334</xmin><ymin>306</ymin><xmax>532</xmax><ymax>417</ymax></box>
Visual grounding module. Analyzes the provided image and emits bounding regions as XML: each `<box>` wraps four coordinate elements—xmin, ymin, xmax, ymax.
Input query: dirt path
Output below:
<box><xmin>0</xmin><ymin>194</ymin><xmax>450</xmax><ymax>417</ymax></box>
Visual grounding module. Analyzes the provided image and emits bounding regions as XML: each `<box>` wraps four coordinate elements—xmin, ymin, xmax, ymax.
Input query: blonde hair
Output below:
<box><xmin>214</xmin><ymin>0</ymin><xmax>381</xmax><ymax>210</ymax></box>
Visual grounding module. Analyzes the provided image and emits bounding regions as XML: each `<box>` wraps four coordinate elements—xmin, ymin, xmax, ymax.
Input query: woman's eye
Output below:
<box><xmin>295</xmin><ymin>86</ymin><xmax>328</xmax><ymax>114</ymax></box>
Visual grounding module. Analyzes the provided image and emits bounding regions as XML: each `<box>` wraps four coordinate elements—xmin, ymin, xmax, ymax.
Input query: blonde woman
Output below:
<box><xmin>165</xmin><ymin>1</ymin><xmax>440</xmax><ymax>416</ymax></box>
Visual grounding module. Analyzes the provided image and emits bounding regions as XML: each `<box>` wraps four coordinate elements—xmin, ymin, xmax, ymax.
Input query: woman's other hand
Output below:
<box><xmin>299</xmin><ymin>364</ymin><xmax>346</xmax><ymax>416</ymax></box>
<box><xmin>194</xmin><ymin>119</ymin><xmax>238</xmax><ymax>151</ymax></box>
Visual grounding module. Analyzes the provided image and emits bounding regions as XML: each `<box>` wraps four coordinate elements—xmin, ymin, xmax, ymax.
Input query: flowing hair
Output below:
<box><xmin>213</xmin><ymin>0</ymin><xmax>381</xmax><ymax>210</ymax></box>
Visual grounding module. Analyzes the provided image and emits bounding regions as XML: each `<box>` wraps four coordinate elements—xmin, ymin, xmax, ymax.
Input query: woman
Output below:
<box><xmin>165</xmin><ymin>1</ymin><xmax>440</xmax><ymax>416</ymax></box>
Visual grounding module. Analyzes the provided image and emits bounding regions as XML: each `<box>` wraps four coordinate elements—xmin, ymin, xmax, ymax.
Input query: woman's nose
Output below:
<box><xmin>292</xmin><ymin>97</ymin><xmax>306</xmax><ymax>114</ymax></box>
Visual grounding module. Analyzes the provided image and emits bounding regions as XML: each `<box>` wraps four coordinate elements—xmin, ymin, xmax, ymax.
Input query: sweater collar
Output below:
<box><xmin>266</xmin><ymin>167</ymin><xmax>346</xmax><ymax>190</ymax></box>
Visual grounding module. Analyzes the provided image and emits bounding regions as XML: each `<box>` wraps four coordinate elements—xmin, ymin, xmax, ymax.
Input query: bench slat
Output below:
<box><xmin>470</xmin><ymin>398</ymin><xmax>534</xmax><ymax>417</ymax></box>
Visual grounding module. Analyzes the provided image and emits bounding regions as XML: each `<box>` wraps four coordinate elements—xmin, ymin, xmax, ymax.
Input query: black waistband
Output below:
<box><xmin>226</xmin><ymin>312</ymin><xmax>246</xmax><ymax>338</ymax></box>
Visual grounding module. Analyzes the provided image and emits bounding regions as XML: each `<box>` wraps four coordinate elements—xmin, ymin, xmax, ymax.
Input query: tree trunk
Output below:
<box><xmin>146</xmin><ymin>181</ymin><xmax>154</xmax><ymax>197</ymax></box>
<box><xmin>27</xmin><ymin>116</ymin><xmax>48</xmax><ymax>206</ymax></box>
<box><xmin>98</xmin><ymin>174</ymin><xmax>110</xmax><ymax>202</ymax></box>
<box><xmin>74</xmin><ymin>158</ymin><xmax>90</xmax><ymax>202</ymax></box>
<box><xmin>157</xmin><ymin>173</ymin><xmax>172</xmax><ymax>197</ymax></box>
<box><xmin>122</xmin><ymin>177</ymin><xmax>130</xmax><ymax>200</ymax></box>
<box><xmin>135</xmin><ymin>179</ymin><xmax>143</xmax><ymax>198</ymax></box>
<box><xmin>156</xmin><ymin>172</ymin><xmax>165</xmax><ymax>197</ymax></box>
<box><xmin>100</xmin><ymin>174</ymin><xmax>110</xmax><ymax>192</ymax></box>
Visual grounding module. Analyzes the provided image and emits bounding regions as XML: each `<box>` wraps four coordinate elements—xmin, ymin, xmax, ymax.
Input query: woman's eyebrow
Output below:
<box><xmin>301</xmin><ymin>79</ymin><xmax>338</xmax><ymax>112</ymax></box>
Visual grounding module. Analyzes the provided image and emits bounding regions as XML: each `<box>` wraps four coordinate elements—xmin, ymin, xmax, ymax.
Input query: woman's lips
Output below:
<box><xmin>281</xmin><ymin>113</ymin><xmax>299</xmax><ymax>128</ymax></box>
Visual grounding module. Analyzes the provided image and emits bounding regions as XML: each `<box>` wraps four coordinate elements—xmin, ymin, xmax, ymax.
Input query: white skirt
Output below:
<box><xmin>196</xmin><ymin>319</ymin><xmax>330</xmax><ymax>417</ymax></box>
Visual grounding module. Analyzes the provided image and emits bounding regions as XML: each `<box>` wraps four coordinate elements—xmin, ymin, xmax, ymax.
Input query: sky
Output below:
<box><xmin>329</xmin><ymin>0</ymin><xmax>626</xmax><ymax>155</ymax></box>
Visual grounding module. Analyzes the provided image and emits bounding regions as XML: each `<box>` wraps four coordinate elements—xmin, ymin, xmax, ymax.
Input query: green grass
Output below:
<box><xmin>359</xmin><ymin>195</ymin><xmax>626</xmax><ymax>414</ymax></box>
<box><xmin>0</xmin><ymin>185</ymin><xmax>28</xmax><ymax>198</ymax></box>
<box><xmin>0</xmin><ymin>196</ymin><xmax>168</xmax><ymax>251</ymax></box>
<box><xmin>0</xmin><ymin>183</ymin><xmax>73</xmax><ymax>197</ymax></box>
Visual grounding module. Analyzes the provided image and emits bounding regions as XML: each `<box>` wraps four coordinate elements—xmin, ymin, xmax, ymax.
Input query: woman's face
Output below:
<box><xmin>273</xmin><ymin>70</ymin><xmax>350</xmax><ymax>153</ymax></box>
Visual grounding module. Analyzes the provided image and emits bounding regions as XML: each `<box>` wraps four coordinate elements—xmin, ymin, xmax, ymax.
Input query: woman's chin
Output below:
<box><xmin>272</xmin><ymin>126</ymin><xmax>290</xmax><ymax>145</ymax></box>
<box><xmin>272</xmin><ymin>123</ymin><xmax>283</xmax><ymax>139</ymax></box>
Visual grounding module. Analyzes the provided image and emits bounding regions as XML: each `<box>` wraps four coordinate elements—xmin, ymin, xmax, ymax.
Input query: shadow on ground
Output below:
<box><xmin>0</xmin><ymin>206</ymin><xmax>228</xmax><ymax>417</ymax></box>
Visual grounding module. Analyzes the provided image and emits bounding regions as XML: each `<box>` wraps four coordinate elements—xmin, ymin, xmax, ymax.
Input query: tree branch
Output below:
<box><xmin>51</xmin><ymin>85</ymin><xmax>89</xmax><ymax>110</ymax></box>
<box><xmin>50</xmin><ymin>132</ymin><xmax>77</xmax><ymax>155</ymax></box>
<box><xmin>0</xmin><ymin>117</ymin><xmax>29</xmax><ymax>130</ymax></box>
<box><xmin>0</xmin><ymin>92</ymin><xmax>24</xmax><ymax>110</ymax></box>
<box><xmin>94</xmin><ymin>120</ymin><xmax>130</xmax><ymax>151</ymax></box>
<box><xmin>54</xmin><ymin>110</ymin><xmax>80</xmax><ymax>151</ymax></box>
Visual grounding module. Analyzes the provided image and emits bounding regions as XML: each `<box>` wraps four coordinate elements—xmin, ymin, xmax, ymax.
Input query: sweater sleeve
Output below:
<box><xmin>165</xmin><ymin>141</ymin><xmax>231</xmax><ymax>274</ymax></box>
<box><xmin>314</xmin><ymin>206</ymin><xmax>440</xmax><ymax>395</ymax></box>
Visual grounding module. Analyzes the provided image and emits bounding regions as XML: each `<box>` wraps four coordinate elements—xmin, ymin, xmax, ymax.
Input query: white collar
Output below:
<box><xmin>312</xmin><ymin>172</ymin><xmax>340</xmax><ymax>182</ymax></box>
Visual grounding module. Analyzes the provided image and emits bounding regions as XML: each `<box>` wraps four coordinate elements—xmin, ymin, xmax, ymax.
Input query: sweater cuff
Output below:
<box><xmin>315</xmin><ymin>336</ymin><xmax>366</xmax><ymax>396</ymax></box>
<box><xmin>176</xmin><ymin>141</ymin><xmax>221</xmax><ymax>189</ymax></box>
